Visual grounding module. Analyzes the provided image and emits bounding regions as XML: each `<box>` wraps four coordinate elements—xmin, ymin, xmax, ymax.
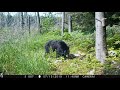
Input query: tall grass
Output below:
<box><xmin>0</xmin><ymin>29</ymin><xmax>62</xmax><ymax>75</ymax></box>
<box><xmin>1</xmin><ymin>26</ymin><xmax>120</xmax><ymax>75</ymax></box>
<box><xmin>0</xmin><ymin>29</ymin><xmax>101</xmax><ymax>75</ymax></box>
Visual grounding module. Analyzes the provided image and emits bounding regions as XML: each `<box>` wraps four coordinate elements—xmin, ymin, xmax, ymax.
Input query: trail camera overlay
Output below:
<box><xmin>0</xmin><ymin>72</ymin><xmax>3</xmax><ymax>78</ymax></box>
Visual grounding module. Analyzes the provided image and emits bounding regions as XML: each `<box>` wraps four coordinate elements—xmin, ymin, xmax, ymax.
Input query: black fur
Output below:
<box><xmin>45</xmin><ymin>40</ymin><xmax>70</xmax><ymax>59</ymax></box>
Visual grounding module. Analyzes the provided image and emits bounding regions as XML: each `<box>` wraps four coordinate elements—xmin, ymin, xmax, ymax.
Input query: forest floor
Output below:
<box><xmin>0</xmin><ymin>29</ymin><xmax>120</xmax><ymax>75</ymax></box>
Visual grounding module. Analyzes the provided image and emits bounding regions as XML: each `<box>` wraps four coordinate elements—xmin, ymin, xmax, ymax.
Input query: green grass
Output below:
<box><xmin>0</xmin><ymin>30</ymin><xmax>63</xmax><ymax>75</ymax></box>
<box><xmin>0</xmin><ymin>28</ymin><xmax>120</xmax><ymax>75</ymax></box>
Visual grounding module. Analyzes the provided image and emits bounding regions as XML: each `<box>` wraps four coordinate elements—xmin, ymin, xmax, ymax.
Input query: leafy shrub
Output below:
<box><xmin>107</xmin><ymin>34</ymin><xmax>120</xmax><ymax>49</ymax></box>
<box><xmin>104</xmin><ymin>57</ymin><xmax>120</xmax><ymax>75</ymax></box>
<box><xmin>106</xmin><ymin>25</ymin><xmax>120</xmax><ymax>37</ymax></box>
<box><xmin>62</xmin><ymin>32</ymin><xmax>73</xmax><ymax>41</ymax></box>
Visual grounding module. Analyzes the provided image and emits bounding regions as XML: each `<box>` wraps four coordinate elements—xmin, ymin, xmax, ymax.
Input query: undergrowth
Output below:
<box><xmin>0</xmin><ymin>26</ymin><xmax>120</xmax><ymax>75</ymax></box>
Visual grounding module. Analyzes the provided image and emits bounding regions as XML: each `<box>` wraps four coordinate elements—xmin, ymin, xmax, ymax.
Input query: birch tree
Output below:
<box><xmin>24</xmin><ymin>12</ymin><xmax>28</xmax><ymax>30</ymax></box>
<box><xmin>61</xmin><ymin>12</ymin><xmax>65</xmax><ymax>35</ymax></box>
<box><xmin>95</xmin><ymin>12</ymin><xmax>107</xmax><ymax>63</ymax></box>
<box><xmin>28</xmin><ymin>15</ymin><xmax>31</xmax><ymax>34</ymax></box>
<box><xmin>68</xmin><ymin>15</ymin><xmax>72</xmax><ymax>33</ymax></box>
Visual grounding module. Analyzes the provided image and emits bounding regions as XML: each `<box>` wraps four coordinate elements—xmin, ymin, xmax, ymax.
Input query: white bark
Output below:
<box><xmin>95</xmin><ymin>12</ymin><xmax>107</xmax><ymax>64</ymax></box>
<box><xmin>61</xmin><ymin>12</ymin><xmax>65</xmax><ymax>35</ymax></box>
<box><xmin>28</xmin><ymin>15</ymin><xmax>30</xmax><ymax>34</ymax></box>
<box><xmin>68</xmin><ymin>15</ymin><xmax>72</xmax><ymax>33</ymax></box>
<box><xmin>24</xmin><ymin>12</ymin><xmax>28</xmax><ymax>30</ymax></box>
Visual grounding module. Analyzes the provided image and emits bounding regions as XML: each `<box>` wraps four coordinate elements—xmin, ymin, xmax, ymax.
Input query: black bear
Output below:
<box><xmin>45</xmin><ymin>40</ymin><xmax>70</xmax><ymax>59</ymax></box>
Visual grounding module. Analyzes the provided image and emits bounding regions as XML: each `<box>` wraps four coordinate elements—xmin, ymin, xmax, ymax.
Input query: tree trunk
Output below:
<box><xmin>28</xmin><ymin>15</ymin><xmax>31</xmax><ymax>35</ymax></box>
<box><xmin>68</xmin><ymin>15</ymin><xmax>72</xmax><ymax>33</ymax></box>
<box><xmin>37</xmin><ymin>12</ymin><xmax>41</xmax><ymax>33</ymax></box>
<box><xmin>95</xmin><ymin>12</ymin><xmax>107</xmax><ymax>64</ymax></box>
<box><xmin>17</xmin><ymin>12</ymin><xmax>21</xmax><ymax>30</ymax></box>
<box><xmin>0</xmin><ymin>12</ymin><xmax>6</xmax><ymax>30</ymax></box>
<box><xmin>24</xmin><ymin>12</ymin><xmax>28</xmax><ymax>30</ymax></box>
<box><xmin>61</xmin><ymin>12</ymin><xmax>65</xmax><ymax>35</ymax></box>
<box><xmin>21</xmin><ymin>12</ymin><xmax>24</xmax><ymax>30</ymax></box>
<box><xmin>7</xmin><ymin>12</ymin><xmax>10</xmax><ymax>27</ymax></box>
<box><xmin>35</xmin><ymin>12</ymin><xmax>38</xmax><ymax>28</ymax></box>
